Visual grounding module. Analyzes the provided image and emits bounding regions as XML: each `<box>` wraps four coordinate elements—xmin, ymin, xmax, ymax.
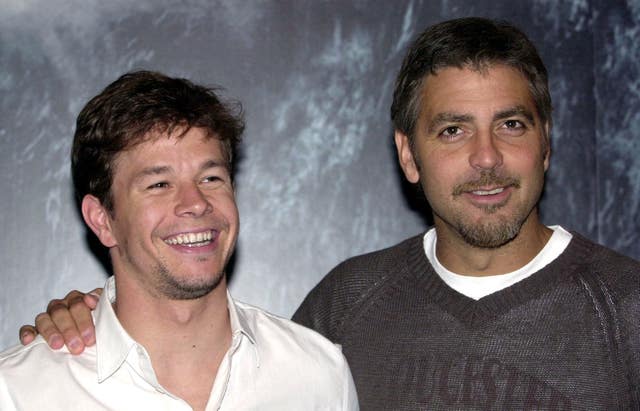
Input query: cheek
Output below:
<box><xmin>420</xmin><ymin>161</ymin><xmax>457</xmax><ymax>194</ymax></box>
<box><xmin>511</xmin><ymin>147</ymin><xmax>546</xmax><ymax>176</ymax></box>
<box><xmin>218</xmin><ymin>198</ymin><xmax>240</xmax><ymax>252</ymax></box>
<box><xmin>119</xmin><ymin>203</ymin><xmax>164</xmax><ymax>239</ymax></box>
<box><xmin>214</xmin><ymin>193</ymin><xmax>240</xmax><ymax>227</ymax></box>
<box><xmin>227</xmin><ymin>202</ymin><xmax>240</xmax><ymax>229</ymax></box>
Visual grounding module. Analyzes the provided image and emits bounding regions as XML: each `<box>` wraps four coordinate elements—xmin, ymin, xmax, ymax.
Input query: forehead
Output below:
<box><xmin>112</xmin><ymin>127</ymin><xmax>226</xmax><ymax>178</ymax></box>
<box><xmin>419</xmin><ymin>65</ymin><xmax>536</xmax><ymax>119</ymax></box>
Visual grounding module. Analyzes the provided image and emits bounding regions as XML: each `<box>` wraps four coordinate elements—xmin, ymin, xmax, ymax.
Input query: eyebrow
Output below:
<box><xmin>427</xmin><ymin>113</ymin><xmax>474</xmax><ymax>134</ymax></box>
<box><xmin>132</xmin><ymin>165</ymin><xmax>172</xmax><ymax>183</ymax></box>
<box><xmin>427</xmin><ymin>105</ymin><xmax>536</xmax><ymax>134</ymax></box>
<box><xmin>132</xmin><ymin>159</ymin><xmax>228</xmax><ymax>184</ymax></box>
<box><xmin>493</xmin><ymin>105</ymin><xmax>536</xmax><ymax>124</ymax></box>
<box><xmin>199</xmin><ymin>159</ymin><xmax>228</xmax><ymax>171</ymax></box>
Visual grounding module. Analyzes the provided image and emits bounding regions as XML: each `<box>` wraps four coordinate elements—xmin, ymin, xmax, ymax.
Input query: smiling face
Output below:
<box><xmin>82</xmin><ymin>127</ymin><xmax>239</xmax><ymax>300</ymax></box>
<box><xmin>395</xmin><ymin>65</ymin><xmax>550</xmax><ymax>249</ymax></box>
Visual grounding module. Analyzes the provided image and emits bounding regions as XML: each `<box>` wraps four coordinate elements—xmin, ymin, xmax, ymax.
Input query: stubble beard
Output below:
<box><xmin>444</xmin><ymin>171</ymin><xmax>526</xmax><ymax>249</ymax></box>
<box><xmin>154</xmin><ymin>259</ymin><xmax>225</xmax><ymax>300</ymax></box>
<box><xmin>452</xmin><ymin>208</ymin><xmax>524</xmax><ymax>248</ymax></box>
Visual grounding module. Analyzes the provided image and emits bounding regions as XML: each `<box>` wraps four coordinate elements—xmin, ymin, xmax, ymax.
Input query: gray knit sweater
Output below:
<box><xmin>293</xmin><ymin>232</ymin><xmax>640</xmax><ymax>410</ymax></box>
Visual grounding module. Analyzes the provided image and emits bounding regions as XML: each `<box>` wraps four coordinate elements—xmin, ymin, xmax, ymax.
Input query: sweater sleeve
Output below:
<box><xmin>292</xmin><ymin>261</ymin><xmax>353</xmax><ymax>344</ymax></box>
<box><xmin>293</xmin><ymin>234</ymin><xmax>425</xmax><ymax>344</ymax></box>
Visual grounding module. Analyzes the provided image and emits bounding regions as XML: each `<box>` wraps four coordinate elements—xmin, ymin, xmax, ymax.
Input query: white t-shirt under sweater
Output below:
<box><xmin>424</xmin><ymin>225</ymin><xmax>573</xmax><ymax>300</ymax></box>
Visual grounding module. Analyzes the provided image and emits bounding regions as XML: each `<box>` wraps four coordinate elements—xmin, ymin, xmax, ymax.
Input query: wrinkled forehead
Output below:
<box><xmin>421</xmin><ymin>65</ymin><xmax>533</xmax><ymax>106</ymax></box>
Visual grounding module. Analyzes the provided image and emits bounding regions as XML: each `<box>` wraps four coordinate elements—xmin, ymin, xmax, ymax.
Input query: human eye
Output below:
<box><xmin>498</xmin><ymin>119</ymin><xmax>527</xmax><ymax>136</ymax></box>
<box><xmin>147</xmin><ymin>181</ymin><xmax>170</xmax><ymax>190</ymax></box>
<box><xmin>203</xmin><ymin>175</ymin><xmax>222</xmax><ymax>182</ymax></box>
<box><xmin>201</xmin><ymin>172</ymin><xmax>230</xmax><ymax>187</ymax></box>
<box><xmin>505</xmin><ymin>119</ymin><xmax>524</xmax><ymax>129</ymax></box>
<box><xmin>438</xmin><ymin>125</ymin><xmax>464</xmax><ymax>141</ymax></box>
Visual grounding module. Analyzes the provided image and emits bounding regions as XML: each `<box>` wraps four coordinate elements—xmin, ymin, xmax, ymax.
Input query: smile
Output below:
<box><xmin>164</xmin><ymin>230</ymin><xmax>214</xmax><ymax>247</ymax></box>
<box><xmin>471</xmin><ymin>187</ymin><xmax>505</xmax><ymax>196</ymax></box>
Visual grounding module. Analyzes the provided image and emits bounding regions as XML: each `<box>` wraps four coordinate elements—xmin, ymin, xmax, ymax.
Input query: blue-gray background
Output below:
<box><xmin>1</xmin><ymin>0</ymin><xmax>639</xmax><ymax>349</ymax></box>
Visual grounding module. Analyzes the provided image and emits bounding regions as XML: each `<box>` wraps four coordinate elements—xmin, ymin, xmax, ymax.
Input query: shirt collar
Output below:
<box><xmin>94</xmin><ymin>277</ymin><xmax>260</xmax><ymax>382</ymax></box>
<box><xmin>226</xmin><ymin>290</ymin><xmax>260</xmax><ymax>366</ymax></box>
<box><xmin>94</xmin><ymin>276</ymin><xmax>137</xmax><ymax>383</ymax></box>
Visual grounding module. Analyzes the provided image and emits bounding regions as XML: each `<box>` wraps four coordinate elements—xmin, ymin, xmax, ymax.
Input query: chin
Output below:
<box><xmin>157</xmin><ymin>266</ymin><xmax>226</xmax><ymax>300</ymax></box>
<box><xmin>459</xmin><ymin>218</ymin><xmax>522</xmax><ymax>248</ymax></box>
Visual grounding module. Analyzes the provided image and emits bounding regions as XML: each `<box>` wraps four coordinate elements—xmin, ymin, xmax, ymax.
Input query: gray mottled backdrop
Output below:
<box><xmin>1</xmin><ymin>0</ymin><xmax>639</xmax><ymax>349</ymax></box>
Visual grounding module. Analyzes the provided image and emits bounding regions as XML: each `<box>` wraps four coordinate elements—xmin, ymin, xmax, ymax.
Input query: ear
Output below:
<box><xmin>394</xmin><ymin>130</ymin><xmax>420</xmax><ymax>184</ymax></box>
<box><xmin>81</xmin><ymin>195</ymin><xmax>118</xmax><ymax>248</ymax></box>
<box><xmin>542</xmin><ymin>122</ymin><xmax>551</xmax><ymax>172</ymax></box>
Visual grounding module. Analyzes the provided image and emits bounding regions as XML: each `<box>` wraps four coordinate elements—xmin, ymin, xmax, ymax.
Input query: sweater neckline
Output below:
<box><xmin>402</xmin><ymin>231</ymin><xmax>595</xmax><ymax>325</ymax></box>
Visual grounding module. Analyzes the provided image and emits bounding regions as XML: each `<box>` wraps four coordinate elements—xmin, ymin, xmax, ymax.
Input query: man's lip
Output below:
<box><xmin>468</xmin><ymin>186</ymin><xmax>507</xmax><ymax>195</ymax></box>
<box><xmin>163</xmin><ymin>229</ymin><xmax>218</xmax><ymax>246</ymax></box>
<box><xmin>452</xmin><ymin>173</ymin><xmax>521</xmax><ymax>197</ymax></box>
<box><xmin>463</xmin><ymin>185</ymin><xmax>513</xmax><ymax>204</ymax></box>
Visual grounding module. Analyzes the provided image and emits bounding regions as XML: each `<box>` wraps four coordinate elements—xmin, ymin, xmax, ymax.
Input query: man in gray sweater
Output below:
<box><xmin>19</xmin><ymin>17</ymin><xmax>640</xmax><ymax>409</ymax></box>
<box><xmin>292</xmin><ymin>17</ymin><xmax>640</xmax><ymax>409</ymax></box>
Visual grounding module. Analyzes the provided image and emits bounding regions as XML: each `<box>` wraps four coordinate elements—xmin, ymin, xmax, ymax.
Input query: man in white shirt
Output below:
<box><xmin>0</xmin><ymin>70</ymin><xmax>358</xmax><ymax>410</ymax></box>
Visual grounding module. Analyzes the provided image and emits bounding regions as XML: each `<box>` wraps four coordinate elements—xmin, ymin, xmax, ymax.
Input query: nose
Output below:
<box><xmin>468</xmin><ymin>131</ymin><xmax>503</xmax><ymax>170</ymax></box>
<box><xmin>174</xmin><ymin>183</ymin><xmax>213</xmax><ymax>217</ymax></box>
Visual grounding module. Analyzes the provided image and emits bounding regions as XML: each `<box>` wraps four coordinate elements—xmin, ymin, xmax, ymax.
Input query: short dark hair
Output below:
<box><xmin>391</xmin><ymin>17</ymin><xmax>552</xmax><ymax>143</ymax></box>
<box><xmin>71</xmin><ymin>70</ymin><xmax>244</xmax><ymax>213</ymax></box>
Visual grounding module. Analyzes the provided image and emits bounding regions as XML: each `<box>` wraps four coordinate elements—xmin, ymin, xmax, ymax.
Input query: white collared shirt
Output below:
<box><xmin>0</xmin><ymin>277</ymin><xmax>359</xmax><ymax>410</ymax></box>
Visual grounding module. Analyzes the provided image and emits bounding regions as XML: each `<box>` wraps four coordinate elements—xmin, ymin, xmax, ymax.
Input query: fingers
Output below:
<box><xmin>41</xmin><ymin>292</ymin><xmax>88</xmax><ymax>354</ymax></box>
<box><xmin>19</xmin><ymin>325</ymin><xmax>37</xmax><ymax>346</ymax></box>
<box><xmin>34</xmin><ymin>310</ymin><xmax>65</xmax><ymax>350</ymax></box>
<box><xmin>90</xmin><ymin>287</ymin><xmax>103</xmax><ymax>297</ymax></box>
<box><xmin>83</xmin><ymin>288</ymin><xmax>102</xmax><ymax>310</ymax></box>
<box><xmin>28</xmin><ymin>288</ymin><xmax>102</xmax><ymax>355</ymax></box>
<box><xmin>68</xmin><ymin>293</ymin><xmax>99</xmax><ymax>347</ymax></box>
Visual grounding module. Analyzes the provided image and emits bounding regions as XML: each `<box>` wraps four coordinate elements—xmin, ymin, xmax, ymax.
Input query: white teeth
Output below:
<box><xmin>472</xmin><ymin>187</ymin><xmax>504</xmax><ymax>196</ymax></box>
<box><xmin>165</xmin><ymin>231</ymin><xmax>213</xmax><ymax>247</ymax></box>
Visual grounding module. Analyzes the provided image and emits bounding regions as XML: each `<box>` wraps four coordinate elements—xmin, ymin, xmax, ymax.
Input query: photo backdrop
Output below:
<box><xmin>1</xmin><ymin>0</ymin><xmax>639</xmax><ymax>349</ymax></box>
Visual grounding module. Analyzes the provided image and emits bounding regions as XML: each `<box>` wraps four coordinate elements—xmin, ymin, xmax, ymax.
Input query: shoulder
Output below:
<box><xmin>0</xmin><ymin>337</ymin><xmax>49</xmax><ymax>396</ymax></box>
<box><xmin>233</xmin><ymin>301</ymin><xmax>357</xmax><ymax>404</ymax></box>
<box><xmin>332</xmin><ymin>233</ymin><xmax>425</xmax><ymax>278</ymax></box>
<box><xmin>292</xmin><ymin>233</ymin><xmax>425</xmax><ymax>341</ymax></box>
<box><xmin>313</xmin><ymin>233</ymin><xmax>424</xmax><ymax>293</ymax></box>
<box><xmin>567</xmin><ymin>232</ymin><xmax>640</xmax><ymax>283</ymax></box>
<box><xmin>0</xmin><ymin>336</ymin><xmax>95</xmax><ymax>406</ymax></box>
<box><xmin>565</xmin><ymin>232</ymin><xmax>640</xmax><ymax>383</ymax></box>
<box><xmin>234</xmin><ymin>301</ymin><xmax>359</xmax><ymax>409</ymax></box>
<box><xmin>564</xmin><ymin>232</ymin><xmax>640</xmax><ymax>315</ymax></box>
<box><xmin>0</xmin><ymin>334</ymin><xmax>95</xmax><ymax>371</ymax></box>
<box><xmin>0</xmin><ymin>336</ymin><xmax>64</xmax><ymax>368</ymax></box>
<box><xmin>235</xmin><ymin>300</ymin><xmax>347</xmax><ymax>363</ymax></box>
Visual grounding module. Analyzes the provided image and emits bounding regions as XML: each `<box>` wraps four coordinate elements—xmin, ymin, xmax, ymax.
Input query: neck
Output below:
<box><xmin>114</xmin><ymin>274</ymin><xmax>231</xmax><ymax>350</ymax></box>
<box><xmin>113</xmin><ymin>275</ymin><xmax>232</xmax><ymax>411</ymax></box>
<box><xmin>435</xmin><ymin>211</ymin><xmax>552</xmax><ymax>276</ymax></box>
